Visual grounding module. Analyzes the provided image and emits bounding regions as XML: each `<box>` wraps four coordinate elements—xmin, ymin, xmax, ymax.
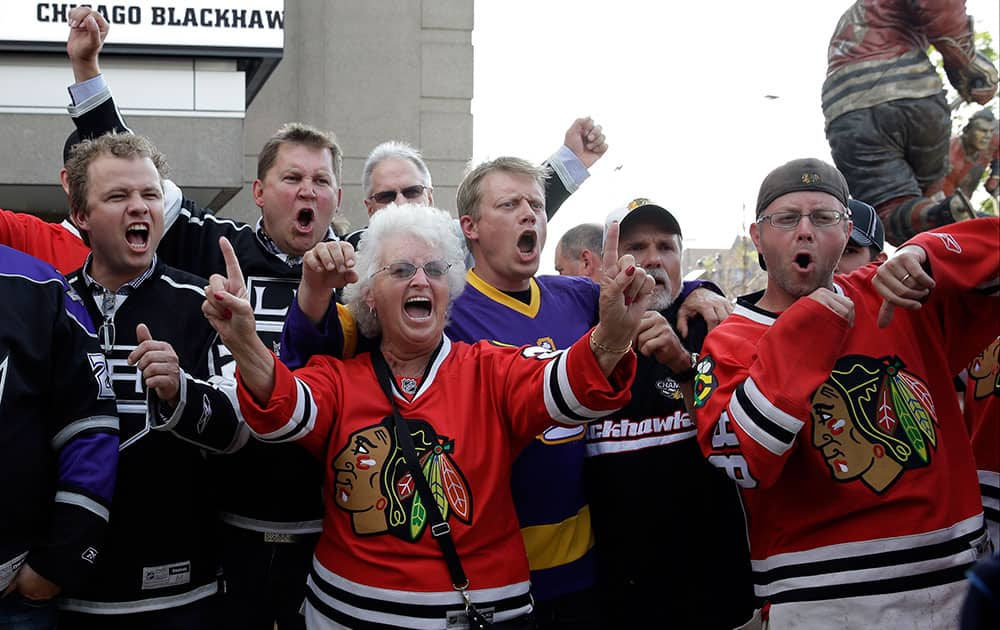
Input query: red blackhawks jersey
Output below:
<box><xmin>693</xmin><ymin>218</ymin><xmax>999</xmax><ymax>629</ymax></box>
<box><xmin>964</xmin><ymin>335</ymin><xmax>1000</xmax><ymax>548</ymax></box>
<box><xmin>237</xmin><ymin>332</ymin><xmax>634</xmax><ymax>629</ymax></box>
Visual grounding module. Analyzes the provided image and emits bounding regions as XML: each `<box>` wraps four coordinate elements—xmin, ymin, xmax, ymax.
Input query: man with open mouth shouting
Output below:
<box><xmin>694</xmin><ymin>157</ymin><xmax>1000</xmax><ymax>629</ymax></box>
<box><xmin>60</xmin><ymin>132</ymin><xmax>243</xmax><ymax>629</ymax></box>
<box><xmin>62</xmin><ymin>8</ymin><xmax>346</xmax><ymax>629</ymax></box>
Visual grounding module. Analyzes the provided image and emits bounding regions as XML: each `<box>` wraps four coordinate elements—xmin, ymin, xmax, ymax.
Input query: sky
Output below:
<box><xmin>471</xmin><ymin>0</ymin><xmax>1000</xmax><ymax>274</ymax></box>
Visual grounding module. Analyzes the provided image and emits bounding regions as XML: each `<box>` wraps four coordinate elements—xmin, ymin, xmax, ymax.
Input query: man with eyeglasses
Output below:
<box><xmin>344</xmin><ymin>121</ymin><xmax>608</xmax><ymax>250</ymax></box>
<box><xmin>693</xmin><ymin>157</ymin><xmax>999</xmax><ymax>629</ymax></box>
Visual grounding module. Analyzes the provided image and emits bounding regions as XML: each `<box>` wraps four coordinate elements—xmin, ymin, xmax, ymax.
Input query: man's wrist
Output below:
<box><xmin>72</xmin><ymin>60</ymin><xmax>101</xmax><ymax>84</ymax></box>
<box><xmin>671</xmin><ymin>352</ymin><xmax>699</xmax><ymax>382</ymax></box>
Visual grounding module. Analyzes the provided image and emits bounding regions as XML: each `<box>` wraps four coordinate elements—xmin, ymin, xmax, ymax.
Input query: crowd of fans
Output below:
<box><xmin>1</xmin><ymin>3</ymin><xmax>998</xmax><ymax>629</ymax></box>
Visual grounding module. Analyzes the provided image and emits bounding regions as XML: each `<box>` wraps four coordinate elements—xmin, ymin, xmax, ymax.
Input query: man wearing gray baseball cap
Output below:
<box><xmin>694</xmin><ymin>157</ymin><xmax>999</xmax><ymax>629</ymax></box>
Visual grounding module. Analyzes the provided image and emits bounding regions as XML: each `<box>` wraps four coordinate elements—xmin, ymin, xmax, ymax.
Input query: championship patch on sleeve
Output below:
<box><xmin>692</xmin><ymin>355</ymin><xmax>717</xmax><ymax>409</ymax></box>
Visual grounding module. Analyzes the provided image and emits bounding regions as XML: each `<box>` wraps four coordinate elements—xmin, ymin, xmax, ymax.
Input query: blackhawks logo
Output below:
<box><xmin>691</xmin><ymin>355</ymin><xmax>717</xmax><ymax>409</ymax></box>
<box><xmin>968</xmin><ymin>336</ymin><xmax>1000</xmax><ymax>400</ymax></box>
<box><xmin>332</xmin><ymin>417</ymin><xmax>472</xmax><ymax>540</ymax></box>
<box><xmin>811</xmin><ymin>355</ymin><xmax>939</xmax><ymax>494</ymax></box>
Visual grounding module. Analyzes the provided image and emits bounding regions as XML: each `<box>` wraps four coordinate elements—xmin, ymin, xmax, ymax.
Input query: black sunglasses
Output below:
<box><xmin>367</xmin><ymin>185</ymin><xmax>431</xmax><ymax>205</ymax></box>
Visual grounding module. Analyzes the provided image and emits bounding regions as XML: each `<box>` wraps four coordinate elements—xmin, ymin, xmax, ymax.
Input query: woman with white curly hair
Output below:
<box><xmin>202</xmin><ymin>204</ymin><xmax>654</xmax><ymax>629</ymax></box>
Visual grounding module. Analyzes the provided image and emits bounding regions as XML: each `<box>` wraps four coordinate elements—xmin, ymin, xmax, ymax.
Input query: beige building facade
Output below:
<box><xmin>0</xmin><ymin>0</ymin><xmax>474</xmax><ymax>232</ymax></box>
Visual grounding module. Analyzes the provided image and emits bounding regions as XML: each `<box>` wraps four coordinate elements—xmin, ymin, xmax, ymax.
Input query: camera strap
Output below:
<box><xmin>370</xmin><ymin>348</ymin><xmax>491</xmax><ymax>629</ymax></box>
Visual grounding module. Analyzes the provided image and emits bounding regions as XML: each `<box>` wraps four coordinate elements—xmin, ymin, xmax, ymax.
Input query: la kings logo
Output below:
<box><xmin>102</xmin><ymin>344</ymin><xmax>151</xmax><ymax>450</ymax></box>
<box><xmin>211</xmin><ymin>276</ymin><xmax>298</xmax><ymax>379</ymax></box>
<box><xmin>88</xmin><ymin>352</ymin><xmax>115</xmax><ymax>399</ymax></box>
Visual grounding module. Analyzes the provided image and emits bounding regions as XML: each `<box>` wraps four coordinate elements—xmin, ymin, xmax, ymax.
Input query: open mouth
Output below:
<box><xmin>296</xmin><ymin>208</ymin><xmax>315</xmax><ymax>228</ymax></box>
<box><xmin>517</xmin><ymin>231</ymin><xmax>537</xmax><ymax>255</ymax></box>
<box><xmin>833</xmin><ymin>459</ymin><xmax>849</xmax><ymax>474</ymax></box>
<box><xmin>125</xmin><ymin>223</ymin><xmax>149</xmax><ymax>250</ymax></box>
<box><xmin>403</xmin><ymin>296</ymin><xmax>433</xmax><ymax>319</ymax></box>
<box><xmin>794</xmin><ymin>253</ymin><xmax>813</xmax><ymax>270</ymax></box>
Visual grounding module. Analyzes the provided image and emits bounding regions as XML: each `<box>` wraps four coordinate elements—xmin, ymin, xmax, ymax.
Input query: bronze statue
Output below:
<box><xmin>822</xmin><ymin>0</ymin><xmax>998</xmax><ymax>245</ymax></box>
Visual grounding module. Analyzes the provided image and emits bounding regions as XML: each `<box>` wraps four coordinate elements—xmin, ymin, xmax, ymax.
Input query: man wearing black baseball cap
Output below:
<box><xmin>836</xmin><ymin>199</ymin><xmax>887</xmax><ymax>275</ymax></box>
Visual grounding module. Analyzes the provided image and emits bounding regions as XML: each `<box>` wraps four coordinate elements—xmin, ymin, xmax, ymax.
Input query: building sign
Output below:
<box><xmin>2</xmin><ymin>1</ymin><xmax>283</xmax><ymax>51</ymax></box>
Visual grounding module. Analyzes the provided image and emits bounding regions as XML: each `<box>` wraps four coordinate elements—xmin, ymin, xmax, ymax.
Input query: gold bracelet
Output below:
<box><xmin>589</xmin><ymin>328</ymin><xmax>632</xmax><ymax>354</ymax></box>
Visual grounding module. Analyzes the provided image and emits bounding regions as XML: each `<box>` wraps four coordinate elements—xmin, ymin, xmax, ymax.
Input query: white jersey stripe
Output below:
<box><xmin>54</xmin><ymin>490</ymin><xmax>110</xmax><ymax>522</ymax></box>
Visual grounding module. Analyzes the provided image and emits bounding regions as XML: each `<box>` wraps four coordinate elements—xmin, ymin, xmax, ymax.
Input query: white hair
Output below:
<box><xmin>343</xmin><ymin>204</ymin><xmax>466</xmax><ymax>337</ymax></box>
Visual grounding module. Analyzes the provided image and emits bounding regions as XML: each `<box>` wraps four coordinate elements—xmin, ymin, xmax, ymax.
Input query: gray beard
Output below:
<box><xmin>649</xmin><ymin>284</ymin><xmax>674</xmax><ymax>312</ymax></box>
<box><xmin>647</xmin><ymin>268</ymin><xmax>675</xmax><ymax>311</ymax></box>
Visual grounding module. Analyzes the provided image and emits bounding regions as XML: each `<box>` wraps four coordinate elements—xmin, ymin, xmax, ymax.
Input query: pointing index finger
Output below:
<box><xmin>218</xmin><ymin>236</ymin><xmax>245</xmax><ymax>293</ymax></box>
<box><xmin>602</xmin><ymin>221</ymin><xmax>620</xmax><ymax>277</ymax></box>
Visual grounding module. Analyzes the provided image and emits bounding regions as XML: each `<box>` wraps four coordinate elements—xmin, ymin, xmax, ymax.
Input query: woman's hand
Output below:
<box><xmin>591</xmin><ymin>221</ymin><xmax>654</xmax><ymax>372</ymax></box>
<box><xmin>201</xmin><ymin>237</ymin><xmax>275</xmax><ymax>403</ymax></box>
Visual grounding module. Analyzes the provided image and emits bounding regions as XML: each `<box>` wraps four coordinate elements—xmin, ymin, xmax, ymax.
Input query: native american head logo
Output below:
<box><xmin>968</xmin><ymin>336</ymin><xmax>1000</xmax><ymax>400</ymax></box>
<box><xmin>691</xmin><ymin>355</ymin><xmax>718</xmax><ymax>409</ymax></box>
<box><xmin>810</xmin><ymin>355</ymin><xmax>939</xmax><ymax>494</ymax></box>
<box><xmin>331</xmin><ymin>417</ymin><xmax>472</xmax><ymax>540</ymax></box>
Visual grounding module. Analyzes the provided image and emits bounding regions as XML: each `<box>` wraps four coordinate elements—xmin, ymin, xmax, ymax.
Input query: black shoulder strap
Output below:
<box><xmin>369</xmin><ymin>350</ymin><xmax>491</xmax><ymax>627</ymax></box>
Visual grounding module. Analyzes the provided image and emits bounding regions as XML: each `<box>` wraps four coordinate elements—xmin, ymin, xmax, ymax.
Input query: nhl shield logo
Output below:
<box><xmin>400</xmin><ymin>378</ymin><xmax>418</xmax><ymax>395</ymax></box>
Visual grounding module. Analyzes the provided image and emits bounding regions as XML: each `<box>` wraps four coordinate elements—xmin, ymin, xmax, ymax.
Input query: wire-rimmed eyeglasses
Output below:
<box><xmin>756</xmin><ymin>210</ymin><xmax>847</xmax><ymax>230</ymax></box>
<box><xmin>371</xmin><ymin>260</ymin><xmax>452</xmax><ymax>280</ymax></box>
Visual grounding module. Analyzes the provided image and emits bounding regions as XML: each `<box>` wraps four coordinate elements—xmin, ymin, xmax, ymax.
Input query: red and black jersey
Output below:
<box><xmin>237</xmin><ymin>333</ymin><xmax>634</xmax><ymax>628</ymax></box>
<box><xmin>694</xmin><ymin>219</ymin><xmax>999</xmax><ymax>629</ymax></box>
<box><xmin>964</xmin><ymin>335</ymin><xmax>1000</xmax><ymax>548</ymax></box>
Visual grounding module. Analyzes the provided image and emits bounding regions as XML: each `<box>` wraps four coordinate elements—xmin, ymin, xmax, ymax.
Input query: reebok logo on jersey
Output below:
<box><xmin>929</xmin><ymin>232</ymin><xmax>962</xmax><ymax>253</ymax></box>
<box><xmin>0</xmin><ymin>355</ymin><xmax>8</xmax><ymax>408</ymax></box>
<box><xmin>81</xmin><ymin>547</ymin><xmax>99</xmax><ymax>564</ymax></box>
<box><xmin>196</xmin><ymin>394</ymin><xmax>212</xmax><ymax>434</ymax></box>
